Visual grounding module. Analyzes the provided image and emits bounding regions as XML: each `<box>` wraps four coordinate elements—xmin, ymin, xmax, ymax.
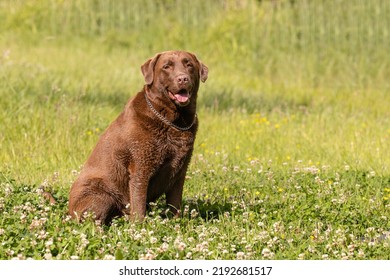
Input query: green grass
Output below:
<box><xmin>0</xmin><ymin>0</ymin><xmax>389</xmax><ymax>260</ymax></box>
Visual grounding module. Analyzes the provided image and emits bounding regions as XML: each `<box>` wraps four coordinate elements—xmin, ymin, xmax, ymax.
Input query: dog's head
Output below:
<box><xmin>141</xmin><ymin>51</ymin><xmax>208</xmax><ymax>107</ymax></box>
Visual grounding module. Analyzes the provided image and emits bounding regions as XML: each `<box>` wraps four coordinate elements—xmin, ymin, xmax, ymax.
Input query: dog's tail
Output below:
<box><xmin>38</xmin><ymin>186</ymin><xmax>57</xmax><ymax>204</ymax></box>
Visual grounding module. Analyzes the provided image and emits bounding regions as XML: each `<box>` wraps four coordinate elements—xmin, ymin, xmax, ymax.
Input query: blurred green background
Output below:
<box><xmin>1</xmin><ymin>0</ymin><xmax>389</xmax><ymax>184</ymax></box>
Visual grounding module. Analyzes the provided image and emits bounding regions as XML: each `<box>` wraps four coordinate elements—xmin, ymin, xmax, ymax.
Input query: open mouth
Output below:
<box><xmin>168</xmin><ymin>89</ymin><xmax>191</xmax><ymax>105</ymax></box>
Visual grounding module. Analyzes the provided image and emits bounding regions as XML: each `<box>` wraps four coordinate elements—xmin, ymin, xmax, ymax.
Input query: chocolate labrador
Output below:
<box><xmin>68</xmin><ymin>51</ymin><xmax>208</xmax><ymax>224</ymax></box>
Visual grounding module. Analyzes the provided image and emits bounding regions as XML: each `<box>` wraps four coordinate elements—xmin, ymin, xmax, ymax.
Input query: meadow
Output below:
<box><xmin>0</xmin><ymin>0</ymin><xmax>389</xmax><ymax>260</ymax></box>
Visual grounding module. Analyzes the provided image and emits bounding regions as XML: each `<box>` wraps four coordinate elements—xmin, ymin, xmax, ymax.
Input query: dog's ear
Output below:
<box><xmin>141</xmin><ymin>53</ymin><xmax>161</xmax><ymax>85</ymax></box>
<box><xmin>188</xmin><ymin>52</ymin><xmax>208</xmax><ymax>83</ymax></box>
<box><xmin>199</xmin><ymin>62</ymin><xmax>208</xmax><ymax>83</ymax></box>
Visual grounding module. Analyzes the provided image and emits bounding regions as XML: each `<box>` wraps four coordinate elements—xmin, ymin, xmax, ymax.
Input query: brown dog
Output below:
<box><xmin>68</xmin><ymin>51</ymin><xmax>208</xmax><ymax>224</ymax></box>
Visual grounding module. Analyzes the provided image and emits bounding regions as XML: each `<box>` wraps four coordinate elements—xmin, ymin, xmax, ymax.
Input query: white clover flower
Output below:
<box><xmin>261</xmin><ymin>248</ymin><xmax>274</xmax><ymax>258</ymax></box>
<box><xmin>347</xmin><ymin>244</ymin><xmax>355</xmax><ymax>252</ymax></box>
<box><xmin>186</xmin><ymin>252</ymin><xmax>192</xmax><ymax>259</ymax></box>
<box><xmin>134</xmin><ymin>233</ymin><xmax>142</xmax><ymax>240</ymax></box>
<box><xmin>177</xmin><ymin>242</ymin><xmax>186</xmax><ymax>251</ymax></box>
<box><xmin>187</xmin><ymin>237</ymin><xmax>194</xmax><ymax>243</ymax></box>
<box><xmin>37</xmin><ymin>230</ymin><xmax>48</xmax><ymax>240</ymax></box>
<box><xmin>357</xmin><ymin>250</ymin><xmax>365</xmax><ymax>258</ymax></box>
<box><xmin>40</xmin><ymin>180</ymin><xmax>49</xmax><ymax>188</ymax></box>
<box><xmin>236</xmin><ymin>252</ymin><xmax>245</xmax><ymax>260</ymax></box>
<box><xmin>183</xmin><ymin>205</ymin><xmax>190</xmax><ymax>215</ymax></box>
<box><xmin>20</xmin><ymin>213</ymin><xmax>27</xmax><ymax>221</ymax></box>
<box><xmin>159</xmin><ymin>242</ymin><xmax>169</xmax><ymax>252</ymax></box>
<box><xmin>140</xmin><ymin>250</ymin><xmax>156</xmax><ymax>260</ymax></box>
<box><xmin>16</xmin><ymin>254</ymin><xmax>26</xmax><ymax>260</ymax></box>
<box><xmin>6</xmin><ymin>249</ymin><xmax>15</xmax><ymax>257</ymax></box>
<box><xmin>103</xmin><ymin>255</ymin><xmax>115</xmax><ymax>260</ymax></box>
<box><xmin>45</xmin><ymin>239</ymin><xmax>53</xmax><ymax>248</ymax></box>
<box><xmin>44</xmin><ymin>253</ymin><xmax>53</xmax><ymax>260</ymax></box>
<box><xmin>308</xmin><ymin>246</ymin><xmax>316</xmax><ymax>253</ymax></box>
<box><xmin>190</xmin><ymin>209</ymin><xmax>198</xmax><ymax>219</ymax></box>
<box><xmin>366</xmin><ymin>227</ymin><xmax>375</xmax><ymax>233</ymax></box>
<box><xmin>150</xmin><ymin>237</ymin><xmax>157</xmax><ymax>244</ymax></box>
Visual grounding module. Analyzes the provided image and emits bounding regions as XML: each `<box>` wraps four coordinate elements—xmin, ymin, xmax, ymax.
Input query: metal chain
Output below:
<box><xmin>144</xmin><ymin>93</ymin><xmax>197</xmax><ymax>131</ymax></box>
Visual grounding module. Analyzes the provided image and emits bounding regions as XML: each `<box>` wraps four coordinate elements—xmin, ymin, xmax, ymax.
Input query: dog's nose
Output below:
<box><xmin>176</xmin><ymin>74</ymin><xmax>189</xmax><ymax>85</ymax></box>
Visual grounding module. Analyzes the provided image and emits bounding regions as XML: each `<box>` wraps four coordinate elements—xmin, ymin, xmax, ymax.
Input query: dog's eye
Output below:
<box><xmin>186</xmin><ymin>63</ymin><xmax>193</xmax><ymax>68</ymax></box>
<box><xmin>163</xmin><ymin>64</ymin><xmax>170</xmax><ymax>70</ymax></box>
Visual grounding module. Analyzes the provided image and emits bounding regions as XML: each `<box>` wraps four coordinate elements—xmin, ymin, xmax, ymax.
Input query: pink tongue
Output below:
<box><xmin>175</xmin><ymin>93</ymin><xmax>189</xmax><ymax>103</ymax></box>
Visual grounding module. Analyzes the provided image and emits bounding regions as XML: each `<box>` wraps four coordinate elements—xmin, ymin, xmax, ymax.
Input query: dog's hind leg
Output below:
<box><xmin>69</xmin><ymin>180</ymin><xmax>123</xmax><ymax>225</ymax></box>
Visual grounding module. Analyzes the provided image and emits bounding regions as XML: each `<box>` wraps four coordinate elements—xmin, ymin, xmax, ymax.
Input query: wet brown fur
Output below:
<box><xmin>68</xmin><ymin>51</ymin><xmax>208</xmax><ymax>224</ymax></box>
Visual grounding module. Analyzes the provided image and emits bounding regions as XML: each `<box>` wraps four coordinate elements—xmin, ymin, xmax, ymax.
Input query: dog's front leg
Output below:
<box><xmin>166</xmin><ymin>182</ymin><xmax>183</xmax><ymax>218</ymax></box>
<box><xmin>128</xmin><ymin>175</ymin><xmax>149</xmax><ymax>221</ymax></box>
<box><xmin>165</xmin><ymin>170</ymin><xmax>187</xmax><ymax>218</ymax></box>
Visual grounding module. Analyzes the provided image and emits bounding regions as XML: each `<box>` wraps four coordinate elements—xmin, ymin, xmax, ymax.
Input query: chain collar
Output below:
<box><xmin>144</xmin><ymin>93</ymin><xmax>197</xmax><ymax>131</ymax></box>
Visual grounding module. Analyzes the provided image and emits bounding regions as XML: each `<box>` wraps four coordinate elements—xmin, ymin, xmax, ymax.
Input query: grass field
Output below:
<box><xmin>0</xmin><ymin>0</ymin><xmax>389</xmax><ymax>260</ymax></box>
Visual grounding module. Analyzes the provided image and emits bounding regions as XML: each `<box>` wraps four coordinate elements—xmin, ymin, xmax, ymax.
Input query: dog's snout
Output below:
<box><xmin>176</xmin><ymin>74</ymin><xmax>189</xmax><ymax>85</ymax></box>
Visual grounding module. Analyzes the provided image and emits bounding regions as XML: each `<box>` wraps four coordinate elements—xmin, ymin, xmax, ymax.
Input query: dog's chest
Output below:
<box><xmin>159</xmin><ymin>130</ymin><xmax>195</xmax><ymax>171</ymax></box>
<box><xmin>143</xmin><ymin>130</ymin><xmax>195</xmax><ymax>199</ymax></box>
